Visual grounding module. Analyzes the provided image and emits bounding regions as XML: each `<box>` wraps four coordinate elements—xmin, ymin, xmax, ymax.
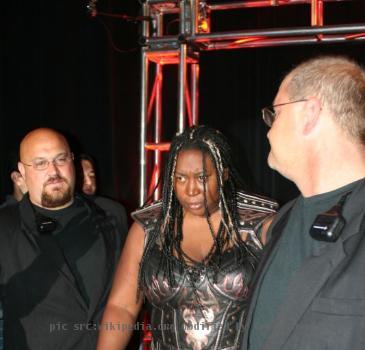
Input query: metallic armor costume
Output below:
<box><xmin>133</xmin><ymin>192</ymin><xmax>277</xmax><ymax>350</ymax></box>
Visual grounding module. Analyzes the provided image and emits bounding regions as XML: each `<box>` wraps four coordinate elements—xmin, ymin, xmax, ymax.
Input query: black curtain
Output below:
<box><xmin>1</xmin><ymin>0</ymin><xmax>365</xmax><ymax>211</ymax></box>
<box><xmin>199</xmin><ymin>42</ymin><xmax>365</xmax><ymax>204</ymax></box>
<box><xmin>1</xmin><ymin>0</ymin><xmax>118</xmax><ymax>203</ymax></box>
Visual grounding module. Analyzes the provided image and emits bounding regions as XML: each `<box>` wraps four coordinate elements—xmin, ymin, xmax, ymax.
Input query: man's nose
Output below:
<box><xmin>47</xmin><ymin>160</ymin><xmax>61</xmax><ymax>174</ymax></box>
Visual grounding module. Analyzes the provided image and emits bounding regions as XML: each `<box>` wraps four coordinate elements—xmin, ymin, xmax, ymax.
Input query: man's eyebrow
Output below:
<box><xmin>32</xmin><ymin>152</ymin><xmax>68</xmax><ymax>160</ymax></box>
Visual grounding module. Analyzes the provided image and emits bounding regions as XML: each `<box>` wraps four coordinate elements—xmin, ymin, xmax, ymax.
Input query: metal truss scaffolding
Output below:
<box><xmin>139</xmin><ymin>0</ymin><xmax>365</xmax><ymax>206</ymax></box>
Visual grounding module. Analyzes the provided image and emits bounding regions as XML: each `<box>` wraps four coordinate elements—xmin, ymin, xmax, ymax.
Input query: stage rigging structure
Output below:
<box><xmin>138</xmin><ymin>0</ymin><xmax>365</xmax><ymax>206</ymax></box>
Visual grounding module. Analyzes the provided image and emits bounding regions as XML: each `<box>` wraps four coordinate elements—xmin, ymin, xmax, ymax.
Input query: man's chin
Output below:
<box><xmin>267</xmin><ymin>152</ymin><xmax>276</xmax><ymax>170</ymax></box>
<box><xmin>41</xmin><ymin>189</ymin><xmax>72</xmax><ymax>208</ymax></box>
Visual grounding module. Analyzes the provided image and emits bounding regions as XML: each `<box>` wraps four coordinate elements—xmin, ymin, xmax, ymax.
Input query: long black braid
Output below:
<box><xmin>138</xmin><ymin>125</ymin><xmax>256</xmax><ymax>292</ymax></box>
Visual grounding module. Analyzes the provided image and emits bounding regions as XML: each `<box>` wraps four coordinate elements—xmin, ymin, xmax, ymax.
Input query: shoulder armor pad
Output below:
<box><xmin>236</xmin><ymin>191</ymin><xmax>278</xmax><ymax>231</ymax></box>
<box><xmin>131</xmin><ymin>201</ymin><xmax>162</xmax><ymax>229</ymax></box>
<box><xmin>131</xmin><ymin>192</ymin><xmax>278</xmax><ymax>232</ymax></box>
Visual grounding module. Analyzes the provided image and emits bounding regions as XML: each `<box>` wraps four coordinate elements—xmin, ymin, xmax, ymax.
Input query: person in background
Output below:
<box><xmin>0</xmin><ymin>154</ymin><xmax>28</xmax><ymax>209</ymax></box>
<box><xmin>97</xmin><ymin>125</ymin><xmax>277</xmax><ymax>349</ymax></box>
<box><xmin>0</xmin><ymin>128</ymin><xmax>127</xmax><ymax>349</ymax></box>
<box><xmin>78</xmin><ymin>153</ymin><xmax>97</xmax><ymax>196</ymax></box>
<box><xmin>242</xmin><ymin>56</ymin><xmax>365</xmax><ymax>350</ymax></box>
<box><xmin>76</xmin><ymin>153</ymin><xmax>129</xmax><ymax>237</ymax></box>
<box><xmin>0</xmin><ymin>154</ymin><xmax>28</xmax><ymax>350</ymax></box>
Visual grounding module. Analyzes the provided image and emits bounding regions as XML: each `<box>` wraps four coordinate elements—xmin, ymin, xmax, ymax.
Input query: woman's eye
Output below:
<box><xmin>176</xmin><ymin>176</ymin><xmax>185</xmax><ymax>182</ymax></box>
<box><xmin>198</xmin><ymin>175</ymin><xmax>207</xmax><ymax>181</ymax></box>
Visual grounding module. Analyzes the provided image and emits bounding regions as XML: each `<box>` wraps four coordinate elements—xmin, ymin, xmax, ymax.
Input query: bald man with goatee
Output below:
<box><xmin>0</xmin><ymin>128</ymin><xmax>127</xmax><ymax>349</ymax></box>
<box><xmin>19</xmin><ymin>128</ymin><xmax>75</xmax><ymax>209</ymax></box>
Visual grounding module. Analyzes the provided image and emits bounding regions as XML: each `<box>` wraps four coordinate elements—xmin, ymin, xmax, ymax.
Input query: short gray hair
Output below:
<box><xmin>285</xmin><ymin>56</ymin><xmax>365</xmax><ymax>144</ymax></box>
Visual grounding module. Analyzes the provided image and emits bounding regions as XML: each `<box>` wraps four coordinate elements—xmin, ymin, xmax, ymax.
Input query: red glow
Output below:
<box><xmin>142</xmin><ymin>311</ymin><xmax>152</xmax><ymax>349</ymax></box>
<box><xmin>148</xmin><ymin>165</ymin><xmax>159</xmax><ymax>198</ymax></box>
<box><xmin>145</xmin><ymin>142</ymin><xmax>170</xmax><ymax>151</ymax></box>
<box><xmin>185</xmin><ymin>86</ymin><xmax>193</xmax><ymax>126</ymax></box>
<box><xmin>147</xmin><ymin>51</ymin><xmax>198</xmax><ymax>65</ymax></box>
<box><xmin>147</xmin><ymin>71</ymin><xmax>163</xmax><ymax>123</ymax></box>
<box><xmin>233</xmin><ymin>36</ymin><xmax>265</xmax><ymax>45</ymax></box>
<box><xmin>199</xmin><ymin>19</ymin><xmax>210</xmax><ymax>33</ymax></box>
<box><xmin>346</xmin><ymin>32</ymin><xmax>365</xmax><ymax>40</ymax></box>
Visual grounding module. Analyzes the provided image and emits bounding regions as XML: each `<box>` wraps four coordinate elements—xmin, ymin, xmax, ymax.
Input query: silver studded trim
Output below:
<box><xmin>236</xmin><ymin>191</ymin><xmax>278</xmax><ymax>213</ymax></box>
<box><xmin>132</xmin><ymin>201</ymin><xmax>163</xmax><ymax>229</ymax></box>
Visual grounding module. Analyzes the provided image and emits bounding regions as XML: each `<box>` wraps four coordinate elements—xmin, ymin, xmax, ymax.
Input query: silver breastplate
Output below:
<box><xmin>132</xmin><ymin>191</ymin><xmax>278</xmax><ymax>350</ymax></box>
<box><xmin>144</xmin><ymin>244</ymin><xmax>254</xmax><ymax>350</ymax></box>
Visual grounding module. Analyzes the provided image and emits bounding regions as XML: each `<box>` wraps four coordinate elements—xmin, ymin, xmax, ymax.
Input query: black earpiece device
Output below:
<box><xmin>309</xmin><ymin>192</ymin><xmax>350</xmax><ymax>242</ymax></box>
<box><xmin>36</xmin><ymin>214</ymin><xmax>58</xmax><ymax>234</ymax></box>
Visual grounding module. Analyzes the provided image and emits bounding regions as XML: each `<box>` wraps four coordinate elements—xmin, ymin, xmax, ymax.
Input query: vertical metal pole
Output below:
<box><xmin>140</xmin><ymin>48</ymin><xmax>149</xmax><ymax>206</ymax></box>
<box><xmin>154</xmin><ymin>12</ymin><xmax>163</xmax><ymax>201</ymax></box>
<box><xmin>311</xmin><ymin>0</ymin><xmax>324</xmax><ymax>26</ymax></box>
<box><xmin>178</xmin><ymin>44</ymin><xmax>187</xmax><ymax>134</ymax></box>
<box><xmin>190</xmin><ymin>62</ymin><xmax>199</xmax><ymax>125</ymax></box>
<box><xmin>178</xmin><ymin>0</ymin><xmax>189</xmax><ymax>134</ymax></box>
<box><xmin>139</xmin><ymin>2</ymin><xmax>150</xmax><ymax>206</ymax></box>
<box><xmin>180</xmin><ymin>0</ymin><xmax>192</xmax><ymax>35</ymax></box>
<box><xmin>191</xmin><ymin>0</ymin><xmax>198</xmax><ymax>35</ymax></box>
<box><xmin>190</xmin><ymin>0</ymin><xmax>199</xmax><ymax>126</ymax></box>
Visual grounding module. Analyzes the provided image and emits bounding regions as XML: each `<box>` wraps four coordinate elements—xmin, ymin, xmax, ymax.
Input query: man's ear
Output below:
<box><xmin>18</xmin><ymin>162</ymin><xmax>25</xmax><ymax>178</ymax></box>
<box><xmin>303</xmin><ymin>97</ymin><xmax>322</xmax><ymax>135</ymax></box>
<box><xmin>10</xmin><ymin>171</ymin><xmax>20</xmax><ymax>184</ymax></box>
<box><xmin>11</xmin><ymin>171</ymin><xmax>24</xmax><ymax>187</ymax></box>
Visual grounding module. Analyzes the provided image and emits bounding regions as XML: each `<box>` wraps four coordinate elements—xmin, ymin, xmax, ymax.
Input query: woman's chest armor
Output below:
<box><xmin>144</xmin><ymin>246</ymin><xmax>255</xmax><ymax>350</ymax></box>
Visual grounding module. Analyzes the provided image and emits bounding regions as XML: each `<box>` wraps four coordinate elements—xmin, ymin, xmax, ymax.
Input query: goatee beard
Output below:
<box><xmin>41</xmin><ymin>187</ymin><xmax>72</xmax><ymax>208</ymax></box>
<box><xmin>41</xmin><ymin>175</ymin><xmax>73</xmax><ymax>208</ymax></box>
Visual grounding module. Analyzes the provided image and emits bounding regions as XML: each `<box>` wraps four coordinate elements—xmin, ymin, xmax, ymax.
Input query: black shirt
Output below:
<box><xmin>33</xmin><ymin>198</ymin><xmax>103</xmax><ymax>306</ymax></box>
<box><xmin>249</xmin><ymin>179</ymin><xmax>361</xmax><ymax>350</ymax></box>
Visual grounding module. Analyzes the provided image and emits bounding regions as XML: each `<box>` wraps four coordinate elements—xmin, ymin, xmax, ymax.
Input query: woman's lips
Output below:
<box><xmin>187</xmin><ymin>202</ymin><xmax>203</xmax><ymax>210</ymax></box>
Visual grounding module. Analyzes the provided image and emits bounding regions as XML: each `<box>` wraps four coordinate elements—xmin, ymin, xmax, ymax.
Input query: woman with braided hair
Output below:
<box><xmin>97</xmin><ymin>125</ymin><xmax>277</xmax><ymax>350</ymax></box>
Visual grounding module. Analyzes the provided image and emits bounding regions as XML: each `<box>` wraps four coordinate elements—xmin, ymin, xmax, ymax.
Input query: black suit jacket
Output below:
<box><xmin>0</xmin><ymin>194</ymin><xmax>126</xmax><ymax>349</ymax></box>
<box><xmin>241</xmin><ymin>179</ymin><xmax>365</xmax><ymax>350</ymax></box>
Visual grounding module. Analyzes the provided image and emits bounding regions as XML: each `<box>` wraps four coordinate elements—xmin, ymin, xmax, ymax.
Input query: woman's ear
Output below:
<box><xmin>223</xmin><ymin>168</ymin><xmax>229</xmax><ymax>181</ymax></box>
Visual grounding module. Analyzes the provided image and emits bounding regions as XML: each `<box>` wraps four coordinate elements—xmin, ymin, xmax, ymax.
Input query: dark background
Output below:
<box><xmin>1</xmin><ymin>0</ymin><xmax>365</xmax><ymax>214</ymax></box>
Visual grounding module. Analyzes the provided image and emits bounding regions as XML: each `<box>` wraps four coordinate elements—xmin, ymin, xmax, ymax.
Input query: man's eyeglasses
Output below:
<box><xmin>21</xmin><ymin>153</ymin><xmax>74</xmax><ymax>171</ymax></box>
<box><xmin>261</xmin><ymin>99</ymin><xmax>308</xmax><ymax>127</ymax></box>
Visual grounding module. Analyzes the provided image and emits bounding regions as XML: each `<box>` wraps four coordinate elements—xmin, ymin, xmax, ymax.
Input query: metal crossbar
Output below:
<box><xmin>138</xmin><ymin>0</ymin><xmax>364</xmax><ymax>206</ymax></box>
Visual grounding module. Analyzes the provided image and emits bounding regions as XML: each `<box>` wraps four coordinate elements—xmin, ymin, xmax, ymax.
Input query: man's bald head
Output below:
<box><xmin>20</xmin><ymin>128</ymin><xmax>71</xmax><ymax>162</ymax></box>
<box><xmin>18</xmin><ymin>128</ymin><xmax>75</xmax><ymax>209</ymax></box>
